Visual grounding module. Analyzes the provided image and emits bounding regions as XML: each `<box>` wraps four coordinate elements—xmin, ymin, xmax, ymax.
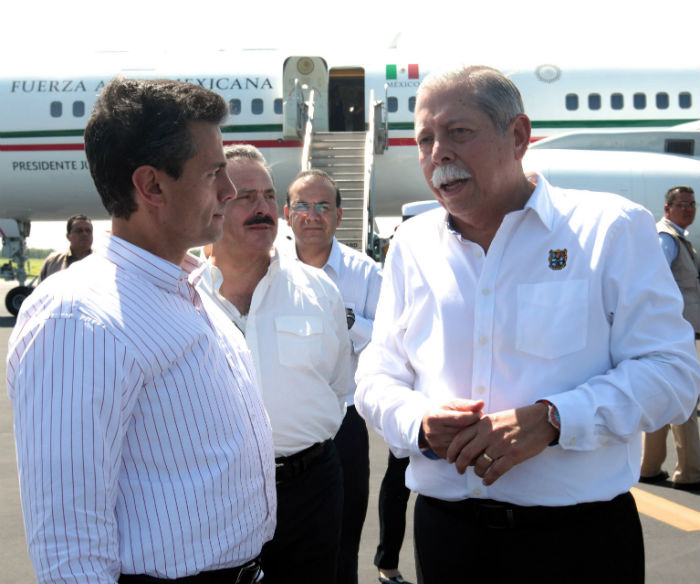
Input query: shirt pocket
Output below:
<box><xmin>275</xmin><ymin>315</ymin><xmax>323</xmax><ymax>368</ymax></box>
<box><xmin>516</xmin><ymin>280</ymin><xmax>588</xmax><ymax>359</ymax></box>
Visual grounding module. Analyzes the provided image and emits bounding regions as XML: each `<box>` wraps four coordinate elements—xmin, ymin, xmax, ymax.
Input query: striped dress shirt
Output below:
<box><xmin>7</xmin><ymin>234</ymin><xmax>276</xmax><ymax>583</ymax></box>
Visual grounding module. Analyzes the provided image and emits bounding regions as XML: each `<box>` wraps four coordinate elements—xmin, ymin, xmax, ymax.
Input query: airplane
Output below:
<box><xmin>1</xmin><ymin>50</ymin><xmax>699</xmax><ymax>313</ymax></box>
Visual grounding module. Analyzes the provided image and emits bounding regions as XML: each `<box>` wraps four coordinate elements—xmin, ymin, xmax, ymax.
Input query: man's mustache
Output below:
<box><xmin>244</xmin><ymin>215</ymin><xmax>275</xmax><ymax>227</ymax></box>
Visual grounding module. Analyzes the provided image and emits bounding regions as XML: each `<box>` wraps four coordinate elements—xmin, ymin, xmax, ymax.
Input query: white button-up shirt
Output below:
<box><xmin>197</xmin><ymin>249</ymin><xmax>352</xmax><ymax>457</ymax></box>
<box><xmin>7</xmin><ymin>234</ymin><xmax>276</xmax><ymax>583</ymax></box>
<box><xmin>288</xmin><ymin>237</ymin><xmax>382</xmax><ymax>405</ymax></box>
<box><xmin>355</xmin><ymin>175</ymin><xmax>700</xmax><ymax>506</ymax></box>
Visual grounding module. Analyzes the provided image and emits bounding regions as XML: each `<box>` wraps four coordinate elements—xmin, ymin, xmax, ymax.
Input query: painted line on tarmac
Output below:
<box><xmin>631</xmin><ymin>487</ymin><xmax>700</xmax><ymax>532</ymax></box>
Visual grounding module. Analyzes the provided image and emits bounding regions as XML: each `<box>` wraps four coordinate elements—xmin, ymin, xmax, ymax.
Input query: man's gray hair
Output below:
<box><xmin>223</xmin><ymin>144</ymin><xmax>272</xmax><ymax>173</ymax></box>
<box><xmin>416</xmin><ymin>65</ymin><xmax>524</xmax><ymax>135</ymax></box>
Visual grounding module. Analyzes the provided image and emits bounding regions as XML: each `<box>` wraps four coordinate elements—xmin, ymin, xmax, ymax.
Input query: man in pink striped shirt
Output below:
<box><xmin>7</xmin><ymin>77</ymin><xmax>276</xmax><ymax>584</ymax></box>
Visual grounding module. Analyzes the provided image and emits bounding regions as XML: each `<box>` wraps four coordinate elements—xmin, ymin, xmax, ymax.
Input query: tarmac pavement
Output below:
<box><xmin>0</xmin><ymin>281</ymin><xmax>697</xmax><ymax>583</ymax></box>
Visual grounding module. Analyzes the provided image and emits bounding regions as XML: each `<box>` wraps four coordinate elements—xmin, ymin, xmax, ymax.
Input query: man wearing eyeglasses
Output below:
<box><xmin>196</xmin><ymin>146</ymin><xmax>352</xmax><ymax>583</ymax></box>
<box><xmin>284</xmin><ymin>170</ymin><xmax>384</xmax><ymax>584</ymax></box>
<box><xmin>641</xmin><ymin>185</ymin><xmax>700</xmax><ymax>490</ymax></box>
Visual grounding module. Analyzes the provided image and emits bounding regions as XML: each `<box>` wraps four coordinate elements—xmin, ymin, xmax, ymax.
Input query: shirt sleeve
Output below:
<box><xmin>348</xmin><ymin>264</ymin><xmax>382</xmax><ymax>354</ymax></box>
<box><xmin>354</xmin><ymin>238</ymin><xmax>432</xmax><ymax>457</ymax></box>
<box><xmin>658</xmin><ymin>232</ymin><xmax>679</xmax><ymax>265</ymax></box>
<box><xmin>8</xmin><ymin>316</ymin><xmax>143</xmax><ymax>583</ymax></box>
<box><xmin>549</xmin><ymin>207</ymin><xmax>700</xmax><ymax>451</ymax></box>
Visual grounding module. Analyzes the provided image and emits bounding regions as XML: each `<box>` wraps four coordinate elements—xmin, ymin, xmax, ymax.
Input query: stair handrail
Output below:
<box><xmin>363</xmin><ymin>90</ymin><xmax>378</xmax><ymax>256</ymax></box>
<box><xmin>374</xmin><ymin>83</ymin><xmax>389</xmax><ymax>154</ymax></box>
<box><xmin>300</xmin><ymin>87</ymin><xmax>316</xmax><ymax>171</ymax></box>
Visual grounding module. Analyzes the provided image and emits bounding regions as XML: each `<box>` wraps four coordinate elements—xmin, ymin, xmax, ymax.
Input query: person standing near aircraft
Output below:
<box><xmin>640</xmin><ymin>185</ymin><xmax>700</xmax><ymax>490</ymax></box>
<box><xmin>354</xmin><ymin>65</ymin><xmax>700</xmax><ymax>583</ymax></box>
<box><xmin>37</xmin><ymin>213</ymin><xmax>93</xmax><ymax>282</ymax></box>
<box><xmin>197</xmin><ymin>146</ymin><xmax>352</xmax><ymax>584</ymax></box>
<box><xmin>7</xmin><ymin>78</ymin><xmax>276</xmax><ymax>583</ymax></box>
<box><xmin>283</xmin><ymin>169</ymin><xmax>383</xmax><ymax>584</ymax></box>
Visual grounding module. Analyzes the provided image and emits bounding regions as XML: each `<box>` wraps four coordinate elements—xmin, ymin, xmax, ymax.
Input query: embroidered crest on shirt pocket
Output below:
<box><xmin>548</xmin><ymin>249</ymin><xmax>567</xmax><ymax>270</ymax></box>
<box><xmin>516</xmin><ymin>280</ymin><xmax>588</xmax><ymax>359</ymax></box>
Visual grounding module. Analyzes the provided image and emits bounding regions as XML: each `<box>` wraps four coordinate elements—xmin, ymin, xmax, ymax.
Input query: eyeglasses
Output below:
<box><xmin>290</xmin><ymin>201</ymin><xmax>332</xmax><ymax>215</ymax></box>
<box><xmin>673</xmin><ymin>201</ymin><xmax>696</xmax><ymax>209</ymax></box>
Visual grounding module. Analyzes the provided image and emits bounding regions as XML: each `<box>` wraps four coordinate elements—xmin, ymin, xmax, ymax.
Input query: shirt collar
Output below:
<box><xmin>444</xmin><ymin>173</ymin><xmax>553</xmax><ymax>236</ymax></box>
<box><xmin>665</xmin><ymin>218</ymin><xmax>688</xmax><ymax>237</ymax></box>
<box><xmin>200</xmin><ymin>247</ymin><xmax>280</xmax><ymax>294</ymax></box>
<box><xmin>522</xmin><ymin>173</ymin><xmax>555</xmax><ymax>231</ymax></box>
<box><xmin>290</xmin><ymin>237</ymin><xmax>336</xmax><ymax>274</ymax></box>
<box><xmin>101</xmin><ymin>233</ymin><xmax>202</xmax><ymax>294</ymax></box>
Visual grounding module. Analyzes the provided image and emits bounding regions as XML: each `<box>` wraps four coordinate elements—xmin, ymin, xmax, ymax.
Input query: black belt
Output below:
<box><xmin>422</xmin><ymin>492</ymin><xmax>631</xmax><ymax>530</ymax></box>
<box><xmin>275</xmin><ymin>440</ymin><xmax>330</xmax><ymax>483</ymax></box>
<box><xmin>119</xmin><ymin>556</ymin><xmax>261</xmax><ymax>584</ymax></box>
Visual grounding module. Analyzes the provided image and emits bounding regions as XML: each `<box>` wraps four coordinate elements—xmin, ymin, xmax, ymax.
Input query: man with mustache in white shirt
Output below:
<box><xmin>197</xmin><ymin>145</ymin><xmax>352</xmax><ymax>584</ymax></box>
<box><xmin>355</xmin><ymin>65</ymin><xmax>700</xmax><ymax>583</ymax></box>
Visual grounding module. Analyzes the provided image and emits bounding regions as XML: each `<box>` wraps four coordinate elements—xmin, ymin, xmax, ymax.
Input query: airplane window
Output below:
<box><xmin>229</xmin><ymin>99</ymin><xmax>241</xmax><ymax>116</ymax></box>
<box><xmin>408</xmin><ymin>96</ymin><xmax>416</xmax><ymax>113</ymax></box>
<box><xmin>656</xmin><ymin>93</ymin><xmax>669</xmax><ymax>109</ymax></box>
<box><xmin>73</xmin><ymin>101</ymin><xmax>85</xmax><ymax>117</ymax></box>
<box><xmin>252</xmin><ymin>99</ymin><xmax>264</xmax><ymax>115</ymax></box>
<box><xmin>588</xmin><ymin>94</ymin><xmax>601</xmax><ymax>110</ymax></box>
<box><xmin>633</xmin><ymin>93</ymin><xmax>646</xmax><ymax>110</ymax></box>
<box><xmin>387</xmin><ymin>97</ymin><xmax>398</xmax><ymax>113</ymax></box>
<box><xmin>565</xmin><ymin>94</ymin><xmax>578</xmax><ymax>111</ymax></box>
<box><xmin>611</xmin><ymin>93</ymin><xmax>624</xmax><ymax>110</ymax></box>
<box><xmin>679</xmin><ymin>92</ymin><xmax>692</xmax><ymax>109</ymax></box>
<box><xmin>274</xmin><ymin>99</ymin><xmax>283</xmax><ymax>115</ymax></box>
<box><xmin>50</xmin><ymin>101</ymin><xmax>62</xmax><ymax>118</ymax></box>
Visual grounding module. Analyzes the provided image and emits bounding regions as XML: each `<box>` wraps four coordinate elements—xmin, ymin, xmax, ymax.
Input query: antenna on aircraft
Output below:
<box><xmin>388</xmin><ymin>32</ymin><xmax>401</xmax><ymax>49</ymax></box>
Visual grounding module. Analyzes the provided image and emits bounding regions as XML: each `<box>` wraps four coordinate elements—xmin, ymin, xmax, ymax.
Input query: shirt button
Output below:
<box><xmin>474</xmin><ymin>249</ymin><xmax>483</xmax><ymax>258</ymax></box>
<box><xmin>482</xmin><ymin>288</ymin><xmax>491</xmax><ymax>296</ymax></box>
<box><xmin>478</xmin><ymin>336</ymin><xmax>488</xmax><ymax>345</ymax></box>
<box><xmin>473</xmin><ymin>488</ymin><xmax>482</xmax><ymax>496</ymax></box>
<box><xmin>476</xmin><ymin>386</ymin><xmax>485</xmax><ymax>395</ymax></box>
<box><xmin>568</xmin><ymin>438</ymin><xmax>577</xmax><ymax>446</ymax></box>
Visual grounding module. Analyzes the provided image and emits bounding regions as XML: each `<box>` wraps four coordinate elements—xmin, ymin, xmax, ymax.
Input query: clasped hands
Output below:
<box><xmin>420</xmin><ymin>399</ymin><xmax>557</xmax><ymax>486</ymax></box>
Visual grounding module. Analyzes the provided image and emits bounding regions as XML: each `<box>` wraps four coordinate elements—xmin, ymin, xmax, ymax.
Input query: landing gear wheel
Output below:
<box><xmin>5</xmin><ymin>285</ymin><xmax>33</xmax><ymax>316</ymax></box>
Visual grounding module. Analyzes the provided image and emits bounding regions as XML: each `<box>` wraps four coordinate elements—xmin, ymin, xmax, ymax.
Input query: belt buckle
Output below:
<box><xmin>234</xmin><ymin>559</ymin><xmax>261</xmax><ymax>584</ymax></box>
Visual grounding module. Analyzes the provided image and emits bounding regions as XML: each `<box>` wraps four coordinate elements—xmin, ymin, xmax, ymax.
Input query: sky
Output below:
<box><xmin>4</xmin><ymin>0</ymin><xmax>699</xmax><ymax>66</ymax></box>
<box><xmin>5</xmin><ymin>0</ymin><xmax>699</xmax><ymax>248</ymax></box>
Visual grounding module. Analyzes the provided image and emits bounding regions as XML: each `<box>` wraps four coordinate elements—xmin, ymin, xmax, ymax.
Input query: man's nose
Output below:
<box><xmin>431</xmin><ymin>137</ymin><xmax>455</xmax><ymax>166</ymax></box>
<box><xmin>218</xmin><ymin>172</ymin><xmax>236</xmax><ymax>203</ymax></box>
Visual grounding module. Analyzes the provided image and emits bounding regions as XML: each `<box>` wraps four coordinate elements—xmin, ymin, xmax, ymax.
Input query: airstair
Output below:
<box><xmin>292</xmin><ymin>83</ymin><xmax>388</xmax><ymax>257</ymax></box>
<box><xmin>307</xmin><ymin>132</ymin><xmax>366</xmax><ymax>250</ymax></box>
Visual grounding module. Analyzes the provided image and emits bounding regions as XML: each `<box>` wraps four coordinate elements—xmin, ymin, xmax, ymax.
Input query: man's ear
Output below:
<box><xmin>336</xmin><ymin>206</ymin><xmax>343</xmax><ymax>227</ymax></box>
<box><xmin>132</xmin><ymin>166</ymin><xmax>166</xmax><ymax>209</ymax></box>
<box><xmin>512</xmin><ymin>114</ymin><xmax>532</xmax><ymax>161</ymax></box>
<box><xmin>283</xmin><ymin>204</ymin><xmax>291</xmax><ymax>225</ymax></box>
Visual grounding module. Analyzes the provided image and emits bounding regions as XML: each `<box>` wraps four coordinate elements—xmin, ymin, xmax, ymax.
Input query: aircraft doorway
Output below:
<box><xmin>329</xmin><ymin>68</ymin><xmax>365</xmax><ymax>132</ymax></box>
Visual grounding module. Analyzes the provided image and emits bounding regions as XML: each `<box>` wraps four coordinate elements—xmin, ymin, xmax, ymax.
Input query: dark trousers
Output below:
<box><xmin>119</xmin><ymin>557</ymin><xmax>260</xmax><ymax>583</ymax></box>
<box><xmin>414</xmin><ymin>491</ymin><xmax>645</xmax><ymax>584</ymax></box>
<box><xmin>261</xmin><ymin>440</ymin><xmax>343</xmax><ymax>584</ymax></box>
<box><xmin>374</xmin><ymin>452</ymin><xmax>411</xmax><ymax>570</ymax></box>
<box><xmin>333</xmin><ymin>405</ymin><xmax>370</xmax><ymax>584</ymax></box>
